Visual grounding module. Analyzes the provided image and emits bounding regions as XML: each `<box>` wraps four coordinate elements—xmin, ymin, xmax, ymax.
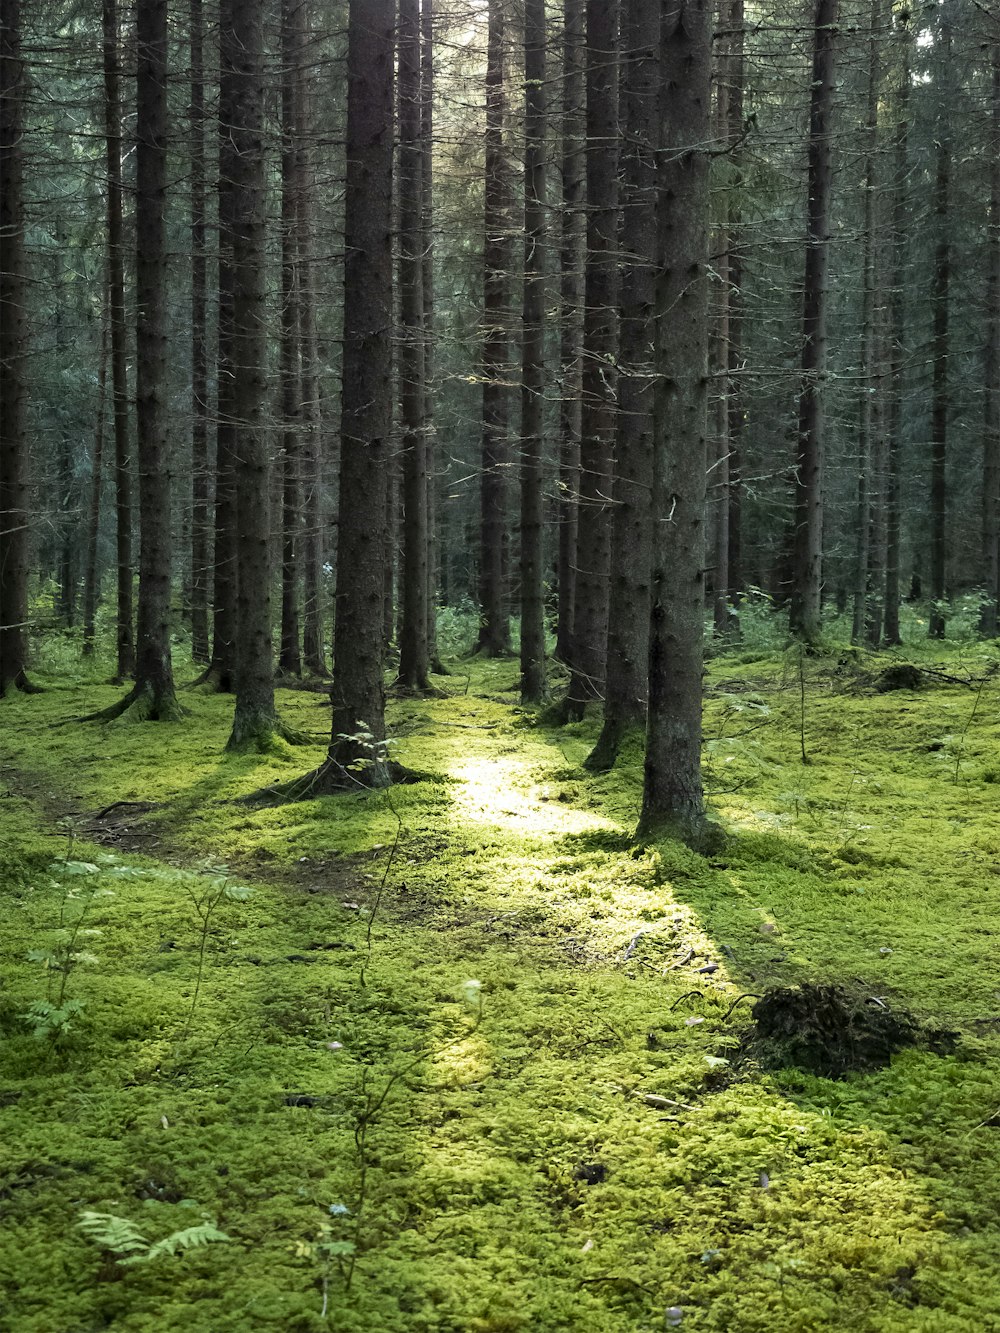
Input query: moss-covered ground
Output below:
<box><xmin>4</xmin><ymin>633</ymin><xmax>1000</xmax><ymax>1331</ymax></box>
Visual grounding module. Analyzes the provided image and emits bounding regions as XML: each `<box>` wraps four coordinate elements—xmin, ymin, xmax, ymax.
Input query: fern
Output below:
<box><xmin>78</xmin><ymin>1211</ymin><xmax>149</xmax><ymax>1257</ymax></box>
<box><xmin>137</xmin><ymin>1223</ymin><xmax>231</xmax><ymax>1264</ymax></box>
<box><xmin>78</xmin><ymin>1211</ymin><xmax>230</xmax><ymax>1266</ymax></box>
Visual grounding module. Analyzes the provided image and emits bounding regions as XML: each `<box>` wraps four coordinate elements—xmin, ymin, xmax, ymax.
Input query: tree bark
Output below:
<box><xmin>103</xmin><ymin>0</ymin><xmax>135</xmax><ymax>682</ymax></box>
<box><xmin>225</xmin><ymin>0</ymin><xmax>291</xmax><ymax>749</ymax></box>
<box><xmin>586</xmin><ymin>0</ymin><xmax>656</xmax><ymax>768</ymax></box>
<box><xmin>278</xmin><ymin>0</ymin><xmax>303</xmax><ymax>679</ymax></box>
<box><xmin>638</xmin><ymin>0</ymin><xmax>712</xmax><ymax>846</ymax></box>
<box><xmin>83</xmin><ymin>309</ymin><xmax>110</xmax><ymax>655</ymax></box>
<box><xmin>982</xmin><ymin>43</ymin><xmax>1000</xmax><ymax>636</ymax></box>
<box><xmin>312</xmin><ymin>0</ymin><xmax>397</xmax><ymax>787</ymax></box>
<box><xmin>564</xmin><ymin>0</ymin><xmax>618</xmax><ymax>717</ymax></box>
<box><xmin>0</xmin><ymin>0</ymin><xmax>35</xmax><ymax>695</ymax></box>
<box><xmin>556</xmin><ymin>0</ymin><xmax>584</xmax><ymax>665</ymax></box>
<box><xmin>519</xmin><ymin>0</ymin><xmax>548</xmax><ymax>704</ymax></box>
<box><xmin>189</xmin><ymin>0</ymin><xmax>210</xmax><ymax>666</ymax></box>
<box><xmin>928</xmin><ymin>10</ymin><xmax>951</xmax><ymax>641</ymax></box>
<box><xmin>397</xmin><ymin>0</ymin><xmax>430</xmax><ymax>690</ymax></box>
<box><xmin>477</xmin><ymin>0</ymin><xmax>512</xmax><ymax>657</ymax></box>
<box><xmin>883</xmin><ymin>12</ymin><xmax>910</xmax><ymax>647</ymax></box>
<box><xmin>789</xmin><ymin>0</ymin><xmax>838</xmax><ymax>646</ymax></box>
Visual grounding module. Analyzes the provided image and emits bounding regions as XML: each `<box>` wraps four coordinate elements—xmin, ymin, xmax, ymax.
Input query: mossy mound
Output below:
<box><xmin>748</xmin><ymin>983</ymin><xmax>952</xmax><ymax>1078</ymax></box>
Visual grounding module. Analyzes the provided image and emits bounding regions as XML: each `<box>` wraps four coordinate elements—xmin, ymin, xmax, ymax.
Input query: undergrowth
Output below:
<box><xmin>2</xmin><ymin>630</ymin><xmax>1000</xmax><ymax>1329</ymax></box>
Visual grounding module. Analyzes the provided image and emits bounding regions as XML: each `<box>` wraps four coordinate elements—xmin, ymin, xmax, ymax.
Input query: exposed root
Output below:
<box><xmin>73</xmin><ymin>682</ymin><xmax>185</xmax><ymax>724</ymax></box>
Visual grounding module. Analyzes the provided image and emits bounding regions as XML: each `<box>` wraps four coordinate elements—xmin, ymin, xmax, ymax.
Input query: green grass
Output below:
<box><xmin>3</xmin><ymin>637</ymin><xmax>1000</xmax><ymax>1330</ymax></box>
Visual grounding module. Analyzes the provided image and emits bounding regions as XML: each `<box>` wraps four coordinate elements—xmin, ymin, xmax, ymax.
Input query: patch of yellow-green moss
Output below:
<box><xmin>2</xmin><ymin>642</ymin><xmax>1000</xmax><ymax>1329</ymax></box>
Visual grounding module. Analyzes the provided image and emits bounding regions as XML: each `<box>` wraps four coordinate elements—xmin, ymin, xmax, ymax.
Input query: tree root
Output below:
<box><xmin>73</xmin><ymin>681</ymin><xmax>185</xmax><ymax>724</ymax></box>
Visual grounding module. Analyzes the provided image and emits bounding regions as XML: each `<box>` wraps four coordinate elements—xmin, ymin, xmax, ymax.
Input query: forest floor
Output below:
<box><xmin>4</xmin><ymin>636</ymin><xmax>1000</xmax><ymax>1332</ymax></box>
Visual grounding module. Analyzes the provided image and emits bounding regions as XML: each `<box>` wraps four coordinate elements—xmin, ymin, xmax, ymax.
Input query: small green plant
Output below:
<box><xmin>293</xmin><ymin>1205</ymin><xmax>356</xmax><ymax>1320</ymax></box>
<box><xmin>78</xmin><ymin>1209</ymin><xmax>230</xmax><ymax>1271</ymax></box>
<box><xmin>23</xmin><ymin>851</ymin><xmax>114</xmax><ymax>1040</ymax></box>
<box><xmin>182</xmin><ymin>872</ymin><xmax>253</xmax><ymax>1038</ymax></box>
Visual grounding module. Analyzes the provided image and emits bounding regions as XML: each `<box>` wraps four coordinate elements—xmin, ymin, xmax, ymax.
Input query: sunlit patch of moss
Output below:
<box><xmin>3</xmin><ymin>647</ymin><xmax>1000</xmax><ymax>1328</ymax></box>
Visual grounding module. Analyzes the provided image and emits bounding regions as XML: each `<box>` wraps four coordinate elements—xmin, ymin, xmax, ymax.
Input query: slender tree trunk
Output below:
<box><xmin>586</xmin><ymin>0</ymin><xmax>655</xmax><ymax>768</ymax></box>
<box><xmin>711</xmin><ymin>1</ymin><xmax>732</xmax><ymax>638</ymax></box>
<box><xmin>89</xmin><ymin>0</ymin><xmax>181</xmax><ymax>721</ymax></box>
<box><xmin>298</xmin><ymin>14</ymin><xmax>326</xmax><ymax>678</ymax></box>
<box><xmin>477</xmin><ymin>0</ymin><xmax>511</xmax><ymax>657</ymax></box>
<box><xmin>883</xmin><ymin>13</ymin><xmax>910</xmax><ymax>647</ymax></box>
<box><xmin>189</xmin><ymin>0</ymin><xmax>210</xmax><ymax>665</ymax></box>
<box><xmin>556</xmin><ymin>0</ymin><xmax>584</xmax><ymax>665</ymax></box>
<box><xmin>564</xmin><ymin>0</ymin><xmax>618</xmax><ymax>717</ymax></box>
<box><xmin>789</xmin><ymin>0</ymin><xmax>838</xmax><ymax>645</ymax></box>
<box><xmin>103</xmin><ymin>0</ymin><xmax>135</xmax><ymax>682</ymax></box>
<box><xmin>982</xmin><ymin>44</ymin><xmax>1000</xmax><ymax>637</ymax></box>
<box><xmin>225</xmin><ymin>0</ymin><xmax>291</xmax><ymax>749</ymax></box>
<box><xmin>519</xmin><ymin>0</ymin><xmax>547</xmax><ymax>703</ymax></box>
<box><xmin>278</xmin><ymin>0</ymin><xmax>303</xmax><ymax>678</ymax></box>
<box><xmin>0</xmin><ymin>0</ymin><xmax>35</xmax><ymax>695</ymax></box>
<box><xmin>83</xmin><ymin>310</ymin><xmax>110</xmax><ymax>655</ymax></box>
<box><xmin>638</xmin><ymin>0</ymin><xmax>712</xmax><ymax>845</ymax></box>
<box><xmin>422</xmin><ymin>0</ymin><xmax>444</xmax><ymax>674</ymax></box>
<box><xmin>928</xmin><ymin>12</ymin><xmax>951</xmax><ymax>641</ymax></box>
<box><xmin>726</xmin><ymin>0</ymin><xmax>744</xmax><ymax>626</ymax></box>
<box><xmin>852</xmin><ymin>0</ymin><xmax>880</xmax><ymax>646</ymax></box>
<box><xmin>397</xmin><ymin>0</ymin><xmax>430</xmax><ymax>690</ymax></box>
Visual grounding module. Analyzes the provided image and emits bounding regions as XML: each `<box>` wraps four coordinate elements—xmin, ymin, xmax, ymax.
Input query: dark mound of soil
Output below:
<box><xmin>875</xmin><ymin>664</ymin><xmax>924</xmax><ymax>692</ymax></box>
<box><xmin>746</xmin><ymin>983</ymin><xmax>953</xmax><ymax>1078</ymax></box>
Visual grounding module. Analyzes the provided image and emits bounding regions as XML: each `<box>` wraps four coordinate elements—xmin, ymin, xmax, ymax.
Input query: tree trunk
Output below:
<box><xmin>298</xmin><ymin>13</ymin><xmax>326</xmax><ymax>678</ymax></box>
<box><xmin>586</xmin><ymin>0</ymin><xmax>656</xmax><ymax>768</ymax></box>
<box><xmin>225</xmin><ymin>0</ymin><xmax>290</xmax><ymax>749</ymax></box>
<box><xmin>982</xmin><ymin>43</ymin><xmax>1000</xmax><ymax>637</ymax></box>
<box><xmin>103</xmin><ymin>0</ymin><xmax>135</xmax><ymax>682</ymax></box>
<box><xmin>97</xmin><ymin>0</ymin><xmax>181</xmax><ymax>721</ymax></box>
<box><xmin>278</xmin><ymin>0</ymin><xmax>303</xmax><ymax>679</ymax></box>
<box><xmin>726</xmin><ymin>0</ymin><xmax>745</xmax><ymax>628</ymax></box>
<box><xmin>556</xmin><ymin>0</ymin><xmax>584</xmax><ymax>665</ymax></box>
<box><xmin>789</xmin><ymin>0</ymin><xmax>838</xmax><ymax>646</ymax></box>
<box><xmin>0</xmin><ymin>0</ymin><xmax>35</xmax><ymax>695</ymax></box>
<box><xmin>83</xmin><ymin>308</ymin><xmax>109</xmax><ymax>655</ymax></box>
<box><xmin>477</xmin><ymin>0</ymin><xmax>511</xmax><ymax>657</ymax></box>
<box><xmin>638</xmin><ymin>0</ymin><xmax>712</xmax><ymax>846</ymax></box>
<box><xmin>422</xmin><ymin>0</ymin><xmax>443</xmax><ymax>673</ymax></box>
<box><xmin>310</xmin><ymin>0</ymin><xmax>396</xmax><ymax>787</ymax></box>
<box><xmin>928</xmin><ymin>11</ymin><xmax>951</xmax><ymax>641</ymax></box>
<box><xmin>189</xmin><ymin>0</ymin><xmax>210</xmax><ymax>666</ymax></box>
<box><xmin>564</xmin><ymin>0</ymin><xmax>618</xmax><ymax>718</ymax></box>
<box><xmin>883</xmin><ymin>12</ymin><xmax>910</xmax><ymax>647</ymax></box>
<box><xmin>852</xmin><ymin>0</ymin><xmax>880</xmax><ymax>646</ymax></box>
<box><xmin>519</xmin><ymin>0</ymin><xmax>548</xmax><ymax>704</ymax></box>
<box><xmin>397</xmin><ymin>0</ymin><xmax>430</xmax><ymax>690</ymax></box>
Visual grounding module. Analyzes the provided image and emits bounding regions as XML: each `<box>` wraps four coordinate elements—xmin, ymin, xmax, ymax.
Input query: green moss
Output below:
<box><xmin>2</xmin><ymin>646</ymin><xmax>1000</xmax><ymax>1328</ymax></box>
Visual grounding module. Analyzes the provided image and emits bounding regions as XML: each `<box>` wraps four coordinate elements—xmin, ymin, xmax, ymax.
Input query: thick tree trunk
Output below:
<box><xmin>0</xmin><ymin>0</ymin><xmax>35</xmax><ymax>695</ymax></box>
<box><xmin>556</xmin><ymin>0</ymin><xmax>584</xmax><ymax>665</ymax></box>
<box><xmin>564</xmin><ymin>0</ymin><xmax>618</xmax><ymax>717</ymax></box>
<box><xmin>789</xmin><ymin>0</ymin><xmax>838</xmax><ymax>646</ymax></box>
<box><xmin>225</xmin><ymin>0</ymin><xmax>291</xmax><ymax>750</ymax></box>
<box><xmin>638</xmin><ymin>0</ymin><xmax>712</xmax><ymax>846</ymax></box>
<box><xmin>189</xmin><ymin>0</ymin><xmax>210</xmax><ymax>666</ymax></box>
<box><xmin>982</xmin><ymin>45</ymin><xmax>1000</xmax><ymax>637</ymax></box>
<box><xmin>397</xmin><ymin>0</ymin><xmax>430</xmax><ymax>690</ymax></box>
<box><xmin>310</xmin><ymin>0</ymin><xmax>397</xmax><ymax>787</ymax></box>
<box><xmin>477</xmin><ymin>0</ymin><xmax>511</xmax><ymax>657</ymax></box>
<box><xmin>103</xmin><ymin>0</ymin><xmax>135</xmax><ymax>682</ymax></box>
<box><xmin>586</xmin><ymin>0</ymin><xmax>656</xmax><ymax>768</ymax></box>
<box><xmin>519</xmin><ymin>0</ymin><xmax>548</xmax><ymax>704</ymax></box>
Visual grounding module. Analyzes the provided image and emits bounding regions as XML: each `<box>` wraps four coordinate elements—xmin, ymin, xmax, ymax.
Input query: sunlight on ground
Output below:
<box><xmin>449</xmin><ymin>756</ymin><xmax>618</xmax><ymax>837</ymax></box>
